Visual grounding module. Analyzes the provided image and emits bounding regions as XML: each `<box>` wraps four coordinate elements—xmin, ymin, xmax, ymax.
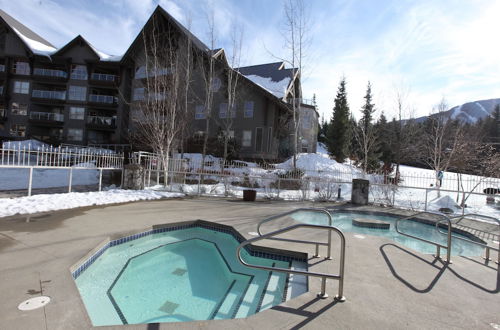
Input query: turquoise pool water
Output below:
<box><xmin>290</xmin><ymin>211</ymin><xmax>484</xmax><ymax>256</ymax></box>
<box><xmin>75</xmin><ymin>227</ymin><xmax>294</xmax><ymax>326</ymax></box>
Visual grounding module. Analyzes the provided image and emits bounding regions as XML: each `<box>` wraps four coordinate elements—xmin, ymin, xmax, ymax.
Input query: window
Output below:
<box><xmin>212</xmin><ymin>77</ymin><xmax>221</xmax><ymax>92</ymax></box>
<box><xmin>132</xmin><ymin>87</ymin><xmax>145</xmax><ymax>101</ymax></box>
<box><xmin>69</xmin><ymin>107</ymin><xmax>85</xmax><ymax>120</ymax></box>
<box><xmin>244</xmin><ymin>101</ymin><xmax>254</xmax><ymax>118</ymax></box>
<box><xmin>135</xmin><ymin>65</ymin><xmax>146</xmax><ymax>79</ymax></box>
<box><xmin>301</xmin><ymin>139</ymin><xmax>309</xmax><ymax>153</ymax></box>
<box><xmin>67</xmin><ymin>128</ymin><xmax>83</xmax><ymax>141</ymax></box>
<box><xmin>242</xmin><ymin>130</ymin><xmax>252</xmax><ymax>147</ymax></box>
<box><xmin>10</xmin><ymin>124</ymin><xmax>26</xmax><ymax>137</ymax></box>
<box><xmin>11</xmin><ymin>102</ymin><xmax>28</xmax><ymax>115</ymax></box>
<box><xmin>195</xmin><ymin>105</ymin><xmax>206</xmax><ymax>120</ymax></box>
<box><xmin>13</xmin><ymin>81</ymin><xmax>30</xmax><ymax>94</ymax></box>
<box><xmin>267</xmin><ymin>127</ymin><xmax>273</xmax><ymax>152</ymax></box>
<box><xmin>255</xmin><ymin>127</ymin><xmax>263</xmax><ymax>152</ymax></box>
<box><xmin>194</xmin><ymin>131</ymin><xmax>205</xmax><ymax>139</ymax></box>
<box><xmin>13</xmin><ymin>61</ymin><xmax>30</xmax><ymax>75</ymax></box>
<box><xmin>229</xmin><ymin>104</ymin><xmax>236</xmax><ymax>118</ymax></box>
<box><xmin>71</xmin><ymin>65</ymin><xmax>88</xmax><ymax>80</ymax></box>
<box><xmin>68</xmin><ymin>86</ymin><xmax>87</xmax><ymax>101</ymax></box>
<box><xmin>219</xmin><ymin>103</ymin><xmax>228</xmax><ymax>118</ymax></box>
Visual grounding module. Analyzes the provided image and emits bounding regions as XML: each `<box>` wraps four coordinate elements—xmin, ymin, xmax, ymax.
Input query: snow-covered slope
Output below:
<box><xmin>413</xmin><ymin>98</ymin><xmax>500</xmax><ymax>124</ymax></box>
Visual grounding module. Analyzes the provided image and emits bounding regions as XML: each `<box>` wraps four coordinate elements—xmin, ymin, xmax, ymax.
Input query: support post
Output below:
<box><xmin>28</xmin><ymin>167</ymin><xmax>33</xmax><ymax>196</ymax></box>
<box><xmin>424</xmin><ymin>189</ymin><xmax>428</xmax><ymax>211</ymax></box>
<box><xmin>317</xmin><ymin>277</ymin><xmax>328</xmax><ymax>299</ymax></box>
<box><xmin>68</xmin><ymin>168</ymin><xmax>73</xmax><ymax>193</ymax></box>
<box><xmin>98</xmin><ymin>169</ymin><xmax>103</xmax><ymax>192</ymax></box>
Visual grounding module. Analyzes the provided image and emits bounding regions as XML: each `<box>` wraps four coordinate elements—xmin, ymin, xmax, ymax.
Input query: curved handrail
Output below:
<box><xmin>257</xmin><ymin>208</ymin><xmax>333</xmax><ymax>259</ymax></box>
<box><xmin>237</xmin><ymin>223</ymin><xmax>346</xmax><ymax>301</ymax></box>
<box><xmin>395</xmin><ymin>211</ymin><xmax>453</xmax><ymax>263</ymax></box>
<box><xmin>436</xmin><ymin>213</ymin><xmax>499</xmax><ymax>266</ymax></box>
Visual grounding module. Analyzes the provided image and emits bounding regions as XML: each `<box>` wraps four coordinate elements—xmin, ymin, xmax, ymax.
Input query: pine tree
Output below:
<box><xmin>375</xmin><ymin>112</ymin><xmax>393</xmax><ymax>165</ymax></box>
<box><xmin>326</xmin><ymin>77</ymin><xmax>351</xmax><ymax>162</ymax></box>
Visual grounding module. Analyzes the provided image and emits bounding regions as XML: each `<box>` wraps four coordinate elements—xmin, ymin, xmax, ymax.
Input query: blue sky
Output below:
<box><xmin>2</xmin><ymin>0</ymin><xmax>499</xmax><ymax>120</ymax></box>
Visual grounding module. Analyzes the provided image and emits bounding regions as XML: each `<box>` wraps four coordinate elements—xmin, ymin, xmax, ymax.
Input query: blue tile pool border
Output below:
<box><xmin>71</xmin><ymin>220</ymin><xmax>308</xmax><ymax>280</ymax></box>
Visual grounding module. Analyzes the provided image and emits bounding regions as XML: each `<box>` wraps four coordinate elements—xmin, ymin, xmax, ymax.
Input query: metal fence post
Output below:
<box><xmin>277</xmin><ymin>178</ymin><xmax>281</xmax><ymax>198</ymax></box>
<box><xmin>424</xmin><ymin>188</ymin><xmax>428</xmax><ymax>211</ymax></box>
<box><xmin>198</xmin><ymin>174</ymin><xmax>201</xmax><ymax>196</ymax></box>
<box><xmin>68</xmin><ymin>168</ymin><xmax>73</xmax><ymax>193</ymax></box>
<box><xmin>98</xmin><ymin>168</ymin><xmax>103</xmax><ymax>192</ymax></box>
<box><xmin>27</xmin><ymin>167</ymin><xmax>33</xmax><ymax>196</ymax></box>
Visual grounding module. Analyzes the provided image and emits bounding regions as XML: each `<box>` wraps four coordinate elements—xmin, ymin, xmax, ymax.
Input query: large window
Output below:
<box><xmin>13</xmin><ymin>81</ymin><xmax>30</xmax><ymax>94</ymax></box>
<box><xmin>267</xmin><ymin>127</ymin><xmax>273</xmax><ymax>152</ymax></box>
<box><xmin>242</xmin><ymin>130</ymin><xmax>252</xmax><ymax>147</ymax></box>
<box><xmin>195</xmin><ymin>105</ymin><xmax>206</xmax><ymax>120</ymax></box>
<box><xmin>219</xmin><ymin>103</ymin><xmax>228</xmax><ymax>118</ymax></box>
<box><xmin>10</xmin><ymin>124</ymin><xmax>26</xmax><ymax>137</ymax></box>
<box><xmin>67</xmin><ymin>128</ymin><xmax>83</xmax><ymax>141</ymax></box>
<box><xmin>255</xmin><ymin>127</ymin><xmax>263</xmax><ymax>152</ymax></box>
<box><xmin>135</xmin><ymin>66</ymin><xmax>146</xmax><ymax>79</ymax></box>
<box><xmin>69</xmin><ymin>107</ymin><xmax>85</xmax><ymax>120</ymax></box>
<box><xmin>68</xmin><ymin>86</ymin><xmax>87</xmax><ymax>101</ymax></box>
<box><xmin>11</xmin><ymin>102</ymin><xmax>28</xmax><ymax>115</ymax></box>
<box><xmin>70</xmin><ymin>65</ymin><xmax>88</xmax><ymax>80</ymax></box>
<box><xmin>13</xmin><ymin>61</ymin><xmax>30</xmax><ymax>75</ymax></box>
<box><xmin>244</xmin><ymin>101</ymin><xmax>254</xmax><ymax>118</ymax></box>
<box><xmin>132</xmin><ymin>87</ymin><xmax>145</xmax><ymax>101</ymax></box>
<box><xmin>212</xmin><ymin>77</ymin><xmax>221</xmax><ymax>92</ymax></box>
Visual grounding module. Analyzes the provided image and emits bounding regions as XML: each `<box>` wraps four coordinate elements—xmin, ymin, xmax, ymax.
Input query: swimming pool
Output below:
<box><xmin>72</xmin><ymin>222</ymin><xmax>307</xmax><ymax>326</ymax></box>
<box><xmin>289</xmin><ymin>210</ymin><xmax>485</xmax><ymax>256</ymax></box>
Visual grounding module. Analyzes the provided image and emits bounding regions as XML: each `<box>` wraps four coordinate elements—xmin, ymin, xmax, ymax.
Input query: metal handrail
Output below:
<box><xmin>237</xmin><ymin>223</ymin><xmax>346</xmax><ymax>301</ymax></box>
<box><xmin>436</xmin><ymin>213</ymin><xmax>499</xmax><ymax>266</ymax></box>
<box><xmin>257</xmin><ymin>208</ymin><xmax>333</xmax><ymax>259</ymax></box>
<box><xmin>395</xmin><ymin>211</ymin><xmax>453</xmax><ymax>263</ymax></box>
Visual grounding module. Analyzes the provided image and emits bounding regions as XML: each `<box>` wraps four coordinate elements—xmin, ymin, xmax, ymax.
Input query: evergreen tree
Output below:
<box><xmin>326</xmin><ymin>77</ymin><xmax>351</xmax><ymax>162</ymax></box>
<box><xmin>375</xmin><ymin>112</ymin><xmax>393</xmax><ymax>165</ymax></box>
<box><xmin>317</xmin><ymin>115</ymin><xmax>328</xmax><ymax>143</ymax></box>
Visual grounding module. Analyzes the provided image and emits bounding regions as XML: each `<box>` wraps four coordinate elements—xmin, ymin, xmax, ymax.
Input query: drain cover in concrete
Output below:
<box><xmin>18</xmin><ymin>296</ymin><xmax>51</xmax><ymax>311</ymax></box>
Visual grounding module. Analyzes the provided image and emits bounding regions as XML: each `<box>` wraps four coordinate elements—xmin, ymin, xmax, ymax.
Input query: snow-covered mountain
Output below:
<box><xmin>413</xmin><ymin>98</ymin><xmax>500</xmax><ymax>124</ymax></box>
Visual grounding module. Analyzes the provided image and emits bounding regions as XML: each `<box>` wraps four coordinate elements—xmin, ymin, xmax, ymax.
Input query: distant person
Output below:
<box><xmin>437</xmin><ymin>170</ymin><xmax>444</xmax><ymax>187</ymax></box>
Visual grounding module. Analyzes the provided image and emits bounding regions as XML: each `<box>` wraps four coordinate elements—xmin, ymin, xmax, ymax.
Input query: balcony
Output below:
<box><xmin>287</xmin><ymin>98</ymin><xmax>315</xmax><ymax>108</ymax></box>
<box><xmin>88</xmin><ymin>94</ymin><xmax>118</xmax><ymax>106</ymax></box>
<box><xmin>90</xmin><ymin>73</ymin><xmax>117</xmax><ymax>86</ymax></box>
<box><xmin>86</xmin><ymin>115</ymin><xmax>116</xmax><ymax>130</ymax></box>
<box><xmin>32</xmin><ymin>90</ymin><xmax>67</xmax><ymax>103</ymax></box>
<box><xmin>0</xmin><ymin>108</ymin><xmax>6</xmax><ymax>122</ymax></box>
<box><xmin>29</xmin><ymin>111</ymin><xmax>64</xmax><ymax>126</ymax></box>
<box><xmin>33</xmin><ymin>68</ymin><xmax>68</xmax><ymax>81</ymax></box>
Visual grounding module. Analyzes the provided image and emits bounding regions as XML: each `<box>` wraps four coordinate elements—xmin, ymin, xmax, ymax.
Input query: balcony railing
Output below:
<box><xmin>33</xmin><ymin>68</ymin><xmax>68</xmax><ymax>78</ymax></box>
<box><xmin>32</xmin><ymin>90</ymin><xmax>66</xmax><ymax>100</ymax></box>
<box><xmin>30</xmin><ymin>111</ymin><xmax>64</xmax><ymax>122</ymax></box>
<box><xmin>91</xmin><ymin>73</ymin><xmax>116</xmax><ymax>82</ymax></box>
<box><xmin>0</xmin><ymin>108</ymin><xmax>5</xmax><ymax>118</ymax></box>
<box><xmin>0</xmin><ymin>64</ymin><xmax>5</xmax><ymax>72</ymax></box>
<box><xmin>287</xmin><ymin>98</ymin><xmax>314</xmax><ymax>107</ymax></box>
<box><xmin>87</xmin><ymin>115</ymin><xmax>116</xmax><ymax>127</ymax></box>
<box><xmin>88</xmin><ymin>94</ymin><xmax>117</xmax><ymax>104</ymax></box>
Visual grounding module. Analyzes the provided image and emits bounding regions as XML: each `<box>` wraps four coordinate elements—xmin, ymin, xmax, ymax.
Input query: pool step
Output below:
<box><xmin>258</xmin><ymin>271</ymin><xmax>286</xmax><ymax>312</ymax></box>
<box><xmin>212</xmin><ymin>279</ymin><xmax>248</xmax><ymax>320</ymax></box>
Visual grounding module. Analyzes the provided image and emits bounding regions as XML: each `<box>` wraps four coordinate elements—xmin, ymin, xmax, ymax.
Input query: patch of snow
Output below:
<box><xmin>86</xmin><ymin>41</ymin><xmax>122</xmax><ymax>62</ymax></box>
<box><xmin>11</xmin><ymin>27</ymin><xmax>56</xmax><ymax>55</ymax></box>
<box><xmin>0</xmin><ymin>189</ymin><xmax>184</xmax><ymax>218</ymax></box>
<box><xmin>450</xmin><ymin>105</ymin><xmax>462</xmax><ymax>120</ymax></box>
<box><xmin>428</xmin><ymin>195</ymin><xmax>460</xmax><ymax>211</ymax></box>
<box><xmin>475</xmin><ymin>102</ymin><xmax>492</xmax><ymax>117</ymax></box>
<box><xmin>316</xmin><ymin>142</ymin><xmax>328</xmax><ymax>155</ymax></box>
<box><xmin>244</xmin><ymin>75</ymin><xmax>291</xmax><ymax>99</ymax></box>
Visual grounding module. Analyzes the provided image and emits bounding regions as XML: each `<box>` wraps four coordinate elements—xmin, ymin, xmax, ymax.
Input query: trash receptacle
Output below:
<box><xmin>243</xmin><ymin>189</ymin><xmax>257</xmax><ymax>201</ymax></box>
<box><xmin>351</xmin><ymin>179</ymin><xmax>369</xmax><ymax>205</ymax></box>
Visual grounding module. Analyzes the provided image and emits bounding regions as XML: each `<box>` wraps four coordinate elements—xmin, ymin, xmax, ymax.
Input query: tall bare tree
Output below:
<box><xmin>282</xmin><ymin>0</ymin><xmax>309</xmax><ymax>168</ymax></box>
<box><xmin>421</xmin><ymin>98</ymin><xmax>462</xmax><ymax>190</ymax></box>
<box><xmin>131</xmin><ymin>16</ymin><xmax>187</xmax><ymax>186</ymax></box>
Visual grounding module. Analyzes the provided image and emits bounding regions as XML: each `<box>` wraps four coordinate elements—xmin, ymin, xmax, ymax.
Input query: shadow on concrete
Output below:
<box><xmin>308</xmin><ymin>256</ymin><xmax>331</xmax><ymax>267</ymax></box>
<box><xmin>271</xmin><ymin>296</ymin><xmax>340</xmax><ymax>329</ymax></box>
<box><xmin>380</xmin><ymin>243</ymin><xmax>448</xmax><ymax>293</ymax></box>
<box><xmin>449</xmin><ymin>257</ymin><xmax>499</xmax><ymax>294</ymax></box>
<box><xmin>460</xmin><ymin>256</ymin><xmax>497</xmax><ymax>271</ymax></box>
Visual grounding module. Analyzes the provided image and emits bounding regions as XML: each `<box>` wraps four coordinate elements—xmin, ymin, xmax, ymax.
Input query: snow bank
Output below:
<box><xmin>0</xmin><ymin>189</ymin><xmax>184</xmax><ymax>218</ymax></box>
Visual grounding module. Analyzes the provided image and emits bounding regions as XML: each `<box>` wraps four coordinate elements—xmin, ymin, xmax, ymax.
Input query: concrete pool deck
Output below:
<box><xmin>0</xmin><ymin>197</ymin><xmax>498</xmax><ymax>329</ymax></box>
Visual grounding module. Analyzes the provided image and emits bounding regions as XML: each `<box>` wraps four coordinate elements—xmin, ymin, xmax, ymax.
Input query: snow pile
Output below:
<box><xmin>11</xmin><ymin>27</ymin><xmax>56</xmax><ymax>55</ymax></box>
<box><xmin>428</xmin><ymin>195</ymin><xmax>461</xmax><ymax>212</ymax></box>
<box><xmin>0</xmin><ymin>189</ymin><xmax>184</xmax><ymax>218</ymax></box>
<box><xmin>244</xmin><ymin>75</ymin><xmax>291</xmax><ymax>98</ymax></box>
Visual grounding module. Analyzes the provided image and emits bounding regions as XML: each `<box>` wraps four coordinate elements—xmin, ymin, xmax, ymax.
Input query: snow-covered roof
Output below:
<box><xmin>11</xmin><ymin>26</ymin><xmax>57</xmax><ymax>56</ymax></box>
<box><xmin>244</xmin><ymin>75</ymin><xmax>291</xmax><ymax>99</ymax></box>
<box><xmin>238</xmin><ymin>62</ymin><xmax>296</xmax><ymax>100</ymax></box>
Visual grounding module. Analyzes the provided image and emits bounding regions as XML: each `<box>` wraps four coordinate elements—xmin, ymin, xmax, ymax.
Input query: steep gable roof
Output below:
<box><xmin>52</xmin><ymin>35</ymin><xmax>121</xmax><ymax>62</ymax></box>
<box><xmin>0</xmin><ymin>9</ymin><xmax>56</xmax><ymax>55</ymax></box>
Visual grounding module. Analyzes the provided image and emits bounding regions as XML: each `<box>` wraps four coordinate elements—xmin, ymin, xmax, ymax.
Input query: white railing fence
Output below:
<box><xmin>0</xmin><ymin>145</ymin><xmax>124</xmax><ymax>195</ymax></box>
